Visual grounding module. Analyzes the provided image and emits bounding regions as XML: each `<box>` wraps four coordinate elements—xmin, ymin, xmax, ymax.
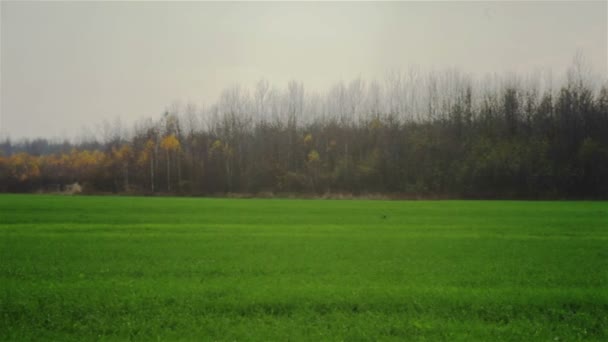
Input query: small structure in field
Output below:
<box><xmin>65</xmin><ymin>182</ymin><xmax>82</xmax><ymax>195</ymax></box>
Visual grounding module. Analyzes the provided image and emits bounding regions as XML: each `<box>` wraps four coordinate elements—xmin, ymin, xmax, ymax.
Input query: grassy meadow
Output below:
<box><xmin>0</xmin><ymin>195</ymin><xmax>607</xmax><ymax>340</ymax></box>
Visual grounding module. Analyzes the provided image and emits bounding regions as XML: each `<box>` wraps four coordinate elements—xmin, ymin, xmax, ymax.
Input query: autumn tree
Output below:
<box><xmin>137</xmin><ymin>139</ymin><xmax>156</xmax><ymax>192</ymax></box>
<box><xmin>2</xmin><ymin>58</ymin><xmax>607</xmax><ymax>198</ymax></box>
<box><xmin>160</xmin><ymin>135</ymin><xmax>180</xmax><ymax>192</ymax></box>
<box><xmin>111</xmin><ymin>145</ymin><xmax>132</xmax><ymax>191</ymax></box>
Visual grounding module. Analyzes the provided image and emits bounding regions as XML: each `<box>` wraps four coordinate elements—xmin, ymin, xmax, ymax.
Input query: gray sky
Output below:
<box><xmin>1</xmin><ymin>1</ymin><xmax>606</xmax><ymax>140</ymax></box>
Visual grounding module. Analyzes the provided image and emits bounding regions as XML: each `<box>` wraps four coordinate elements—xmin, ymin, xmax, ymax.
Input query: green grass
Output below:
<box><xmin>1</xmin><ymin>195</ymin><xmax>607</xmax><ymax>341</ymax></box>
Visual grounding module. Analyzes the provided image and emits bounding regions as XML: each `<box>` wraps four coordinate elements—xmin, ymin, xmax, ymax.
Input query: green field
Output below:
<box><xmin>1</xmin><ymin>195</ymin><xmax>607</xmax><ymax>340</ymax></box>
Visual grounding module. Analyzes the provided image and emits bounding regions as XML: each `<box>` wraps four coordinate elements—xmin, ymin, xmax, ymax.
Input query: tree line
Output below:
<box><xmin>1</xmin><ymin>61</ymin><xmax>607</xmax><ymax>198</ymax></box>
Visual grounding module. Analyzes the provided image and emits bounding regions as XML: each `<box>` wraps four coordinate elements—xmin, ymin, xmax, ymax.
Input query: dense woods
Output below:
<box><xmin>1</xmin><ymin>62</ymin><xmax>607</xmax><ymax>198</ymax></box>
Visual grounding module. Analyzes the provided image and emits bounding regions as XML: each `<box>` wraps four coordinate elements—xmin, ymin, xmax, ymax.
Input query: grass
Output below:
<box><xmin>0</xmin><ymin>195</ymin><xmax>607</xmax><ymax>341</ymax></box>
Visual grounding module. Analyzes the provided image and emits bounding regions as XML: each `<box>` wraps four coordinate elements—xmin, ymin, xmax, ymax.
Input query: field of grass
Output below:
<box><xmin>0</xmin><ymin>195</ymin><xmax>607</xmax><ymax>340</ymax></box>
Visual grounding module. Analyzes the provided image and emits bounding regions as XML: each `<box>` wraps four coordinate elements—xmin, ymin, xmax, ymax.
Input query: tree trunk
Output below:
<box><xmin>124</xmin><ymin>163</ymin><xmax>129</xmax><ymax>191</ymax></box>
<box><xmin>154</xmin><ymin>145</ymin><xmax>159</xmax><ymax>191</ymax></box>
<box><xmin>177</xmin><ymin>150</ymin><xmax>181</xmax><ymax>192</ymax></box>
<box><xmin>150</xmin><ymin>157</ymin><xmax>154</xmax><ymax>192</ymax></box>
<box><xmin>166</xmin><ymin>149</ymin><xmax>171</xmax><ymax>192</ymax></box>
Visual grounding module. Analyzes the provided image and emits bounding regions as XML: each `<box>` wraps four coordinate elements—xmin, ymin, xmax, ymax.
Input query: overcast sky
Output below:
<box><xmin>1</xmin><ymin>1</ymin><xmax>606</xmax><ymax>140</ymax></box>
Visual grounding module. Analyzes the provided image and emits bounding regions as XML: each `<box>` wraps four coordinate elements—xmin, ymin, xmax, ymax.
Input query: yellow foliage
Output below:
<box><xmin>137</xmin><ymin>139</ymin><xmax>156</xmax><ymax>166</ymax></box>
<box><xmin>303</xmin><ymin>133</ymin><xmax>313</xmax><ymax>145</ymax></box>
<box><xmin>307</xmin><ymin>150</ymin><xmax>320</xmax><ymax>163</ymax></box>
<box><xmin>210</xmin><ymin>139</ymin><xmax>233</xmax><ymax>157</ymax></box>
<box><xmin>211</xmin><ymin>139</ymin><xmax>223</xmax><ymax>152</ymax></box>
<box><xmin>112</xmin><ymin>144</ymin><xmax>132</xmax><ymax>161</ymax></box>
<box><xmin>144</xmin><ymin>139</ymin><xmax>155</xmax><ymax>152</ymax></box>
<box><xmin>370</xmin><ymin>117</ymin><xmax>382</xmax><ymax>130</ymax></box>
<box><xmin>161</xmin><ymin>135</ymin><xmax>180</xmax><ymax>151</ymax></box>
<box><xmin>8</xmin><ymin>153</ymin><xmax>40</xmax><ymax>181</ymax></box>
